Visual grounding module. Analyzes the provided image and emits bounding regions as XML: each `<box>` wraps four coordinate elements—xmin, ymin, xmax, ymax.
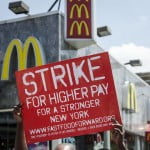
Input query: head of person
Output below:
<box><xmin>55</xmin><ymin>143</ymin><xmax>75</xmax><ymax>150</ymax></box>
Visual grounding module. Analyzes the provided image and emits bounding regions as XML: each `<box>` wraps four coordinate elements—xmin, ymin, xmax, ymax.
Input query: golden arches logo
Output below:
<box><xmin>70</xmin><ymin>4</ymin><xmax>89</xmax><ymax>19</ymax></box>
<box><xmin>70</xmin><ymin>21</ymin><xmax>89</xmax><ymax>36</ymax></box>
<box><xmin>127</xmin><ymin>83</ymin><xmax>137</xmax><ymax>112</ymax></box>
<box><xmin>69</xmin><ymin>0</ymin><xmax>88</xmax><ymax>2</ymax></box>
<box><xmin>1</xmin><ymin>36</ymin><xmax>45</xmax><ymax>80</ymax></box>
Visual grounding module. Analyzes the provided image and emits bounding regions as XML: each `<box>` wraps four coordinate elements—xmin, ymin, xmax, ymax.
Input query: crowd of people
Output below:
<box><xmin>13</xmin><ymin>104</ymin><xmax>128</xmax><ymax>150</ymax></box>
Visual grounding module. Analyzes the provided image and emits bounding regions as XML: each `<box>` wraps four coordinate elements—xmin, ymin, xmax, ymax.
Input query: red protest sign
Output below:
<box><xmin>15</xmin><ymin>52</ymin><xmax>122</xmax><ymax>144</ymax></box>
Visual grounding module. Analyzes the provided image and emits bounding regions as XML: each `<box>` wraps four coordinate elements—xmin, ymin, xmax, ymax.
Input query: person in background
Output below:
<box><xmin>13</xmin><ymin>104</ymin><xmax>75</xmax><ymax>150</ymax></box>
<box><xmin>13</xmin><ymin>105</ymin><xmax>127</xmax><ymax>150</ymax></box>
<box><xmin>111</xmin><ymin>119</ymin><xmax>128</xmax><ymax>150</ymax></box>
<box><xmin>55</xmin><ymin>143</ymin><xmax>75</xmax><ymax>150</ymax></box>
<box><xmin>13</xmin><ymin>104</ymin><xmax>27</xmax><ymax>150</ymax></box>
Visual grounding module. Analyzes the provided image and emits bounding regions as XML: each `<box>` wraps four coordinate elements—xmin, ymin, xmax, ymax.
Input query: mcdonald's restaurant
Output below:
<box><xmin>0</xmin><ymin>2</ymin><xmax>150</xmax><ymax>150</ymax></box>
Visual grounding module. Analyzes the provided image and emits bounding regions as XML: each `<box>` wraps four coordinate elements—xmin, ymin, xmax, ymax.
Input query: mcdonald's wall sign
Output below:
<box><xmin>0</xmin><ymin>12</ymin><xmax>66</xmax><ymax>82</ymax></box>
<box><xmin>122</xmin><ymin>81</ymin><xmax>138</xmax><ymax>113</ymax></box>
<box><xmin>65</xmin><ymin>0</ymin><xmax>95</xmax><ymax>48</ymax></box>
<box><xmin>0</xmin><ymin>11</ymin><xmax>96</xmax><ymax>109</ymax></box>
<box><xmin>1</xmin><ymin>36</ymin><xmax>45</xmax><ymax>81</ymax></box>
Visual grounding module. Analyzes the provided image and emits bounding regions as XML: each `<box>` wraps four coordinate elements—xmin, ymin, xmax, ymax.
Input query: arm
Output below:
<box><xmin>13</xmin><ymin>105</ymin><xmax>28</xmax><ymax>150</ymax></box>
<box><xmin>111</xmin><ymin>119</ymin><xmax>128</xmax><ymax>150</ymax></box>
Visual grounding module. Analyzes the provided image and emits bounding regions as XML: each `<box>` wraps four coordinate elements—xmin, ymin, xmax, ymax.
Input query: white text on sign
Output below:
<box><xmin>22</xmin><ymin>56</ymin><xmax>106</xmax><ymax>96</ymax></box>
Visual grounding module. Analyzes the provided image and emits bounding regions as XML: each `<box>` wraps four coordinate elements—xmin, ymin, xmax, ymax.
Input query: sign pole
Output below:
<box><xmin>104</xmin><ymin>131</ymin><xmax>110</xmax><ymax>150</ymax></box>
<box><xmin>52</xmin><ymin>139</ymin><xmax>62</xmax><ymax>150</ymax></box>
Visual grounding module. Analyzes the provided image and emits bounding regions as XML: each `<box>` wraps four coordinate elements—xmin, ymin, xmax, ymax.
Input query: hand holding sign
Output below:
<box><xmin>13</xmin><ymin>104</ymin><xmax>28</xmax><ymax>150</ymax></box>
<box><xmin>15</xmin><ymin>52</ymin><xmax>122</xmax><ymax>144</ymax></box>
<box><xmin>111</xmin><ymin>119</ymin><xmax>127</xmax><ymax>150</ymax></box>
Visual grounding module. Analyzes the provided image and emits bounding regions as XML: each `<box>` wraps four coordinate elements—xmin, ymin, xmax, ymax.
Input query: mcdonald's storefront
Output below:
<box><xmin>0</xmin><ymin>11</ymin><xmax>68</xmax><ymax>150</ymax></box>
<box><xmin>0</xmin><ymin>10</ymin><xmax>100</xmax><ymax>150</ymax></box>
<box><xmin>0</xmin><ymin>10</ymin><xmax>150</xmax><ymax>150</ymax></box>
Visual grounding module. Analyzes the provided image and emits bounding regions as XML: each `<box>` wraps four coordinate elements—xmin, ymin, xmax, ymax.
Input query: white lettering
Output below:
<box><xmin>37</xmin><ymin>107</ymin><xmax>51</xmax><ymax>116</ymax></box>
<box><xmin>51</xmin><ymin>65</ymin><xmax>67</xmax><ymax>89</ymax></box>
<box><xmin>26</xmin><ymin>95</ymin><xmax>46</xmax><ymax>109</ymax></box>
<box><xmin>87</xmin><ymin>56</ymin><xmax>105</xmax><ymax>81</ymax></box>
<box><xmin>22</xmin><ymin>72</ymin><xmax>37</xmax><ymax>96</ymax></box>
<box><xmin>70</xmin><ymin>110</ymin><xmax>89</xmax><ymax>120</ymax></box>
<box><xmin>35</xmin><ymin>68</ymin><xmax>48</xmax><ymax>92</ymax></box>
<box><xmin>50</xmin><ymin>114</ymin><xmax>67</xmax><ymax>123</ymax></box>
<box><xmin>72</xmin><ymin>60</ymin><xmax>89</xmax><ymax>84</ymax></box>
<box><xmin>66</xmin><ymin>63</ymin><xmax>73</xmax><ymax>86</ymax></box>
<box><xmin>90</xmin><ymin>83</ymin><xmax>109</xmax><ymax>97</ymax></box>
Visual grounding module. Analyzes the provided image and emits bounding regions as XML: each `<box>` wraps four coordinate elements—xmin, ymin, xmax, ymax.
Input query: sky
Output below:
<box><xmin>0</xmin><ymin>0</ymin><xmax>150</xmax><ymax>73</ymax></box>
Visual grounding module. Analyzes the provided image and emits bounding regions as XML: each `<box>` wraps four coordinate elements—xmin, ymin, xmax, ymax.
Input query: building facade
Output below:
<box><xmin>0</xmin><ymin>12</ymin><xmax>150</xmax><ymax>150</ymax></box>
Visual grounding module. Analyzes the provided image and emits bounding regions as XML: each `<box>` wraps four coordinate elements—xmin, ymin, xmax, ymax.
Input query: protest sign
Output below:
<box><xmin>15</xmin><ymin>52</ymin><xmax>122</xmax><ymax>144</ymax></box>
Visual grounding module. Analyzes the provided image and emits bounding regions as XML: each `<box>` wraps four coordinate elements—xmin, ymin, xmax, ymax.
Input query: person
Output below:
<box><xmin>13</xmin><ymin>104</ymin><xmax>75</xmax><ymax>150</ymax></box>
<box><xmin>55</xmin><ymin>143</ymin><xmax>75</xmax><ymax>150</ymax></box>
<box><xmin>111</xmin><ymin>119</ymin><xmax>128</xmax><ymax>150</ymax></box>
<box><xmin>28</xmin><ymin>142</ymin><xmax>49</xmax><ymax>150</ymax></box>
<box><xmin>13</xmin><ymin>104</ymin><xmax>28</xmax><ymax>150</ymax></box>
<box><xmin>13</xmin><ymin>105</ymin><xmax>127</xmax><ymax>150</ymax></box>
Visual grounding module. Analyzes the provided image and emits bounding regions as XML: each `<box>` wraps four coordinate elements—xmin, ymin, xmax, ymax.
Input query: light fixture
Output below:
<box><xmin>124</xmin><ymin>59</ymin><xmax>142</xmax><ymax>67</ymax></box>
<box><xmin>8</xmin><ymin>1</ymin><xmax>29</xmax><ymax>14</ymax></box>
<box><xmin>97</xmin><ymin>26</ymin><xmax>112</xmax><ymax>37</ymax></box>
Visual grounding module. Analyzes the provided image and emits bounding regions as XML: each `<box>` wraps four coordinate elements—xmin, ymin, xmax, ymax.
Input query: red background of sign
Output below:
<box><xmin>16</xmin><ymin>52</ymin><xmax>122</xmax><ymax>144</ymax></box>
<box><xmin>66</xmin><ymin>0</ymin><xmax>92</xmax><ymax>38</ymax></box>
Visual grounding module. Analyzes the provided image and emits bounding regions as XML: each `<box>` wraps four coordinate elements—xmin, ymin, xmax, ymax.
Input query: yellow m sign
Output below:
<box><xmin>127</xmin><ymin>83</ymin><xmax>137</xmax><ymax>112</ymax></box>
<box><xmin>1</xmin><ymin>36</ymin><xmax>45</xmax><ymax>80</ymax></box>
<box><xmin>69</xmin><ymin>0</ymin><xmax>89</xmax><ymax>2</ymax></box>
<box><xmin>122</xmin><ymin>82</ymin><xmax>137</xmax><ymax>113</ymax></box>
<box><xmin>70</xmin><ymin>21</ymin><xmax>89</xmax><ymax>36</ymax></box>
<box><xmin>70</xmin><ymin>4</ymin><xmax>89</xmax><ymax>19</ymax></box>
